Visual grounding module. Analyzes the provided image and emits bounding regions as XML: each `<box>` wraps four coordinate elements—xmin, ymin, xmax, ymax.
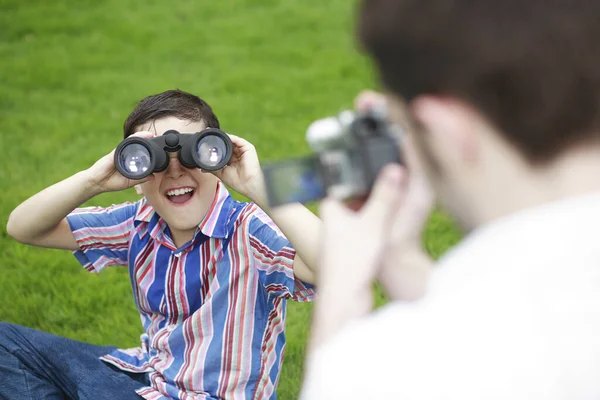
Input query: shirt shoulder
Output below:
<box><xmin>67</xmin><ymin>200</ymin><xmax>142</xmax><ymax>231</ymax></box>
<box><xmin>231</xmin><ymin>202</ymin><xmax>287</xmax><ymax>241</ymax></box>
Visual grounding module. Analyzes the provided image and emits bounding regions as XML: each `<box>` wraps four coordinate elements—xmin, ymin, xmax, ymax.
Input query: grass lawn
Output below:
<box><xmin>0</xmin><ymin>0</ymin><xmax>462</xmax><ymax>398</ymax></box>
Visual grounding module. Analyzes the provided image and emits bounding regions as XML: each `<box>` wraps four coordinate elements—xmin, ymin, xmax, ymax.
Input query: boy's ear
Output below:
<box><xmin>134</xmin><ymin>184</ymin><xmax>144</xmax><ymax>196</ymax></box>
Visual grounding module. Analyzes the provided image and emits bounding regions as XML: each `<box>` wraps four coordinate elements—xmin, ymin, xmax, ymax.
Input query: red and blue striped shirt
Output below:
<box><xmin>66</xmin><ymin>182</ymin><xmax>315</xmax><ymax>399</ymax></box>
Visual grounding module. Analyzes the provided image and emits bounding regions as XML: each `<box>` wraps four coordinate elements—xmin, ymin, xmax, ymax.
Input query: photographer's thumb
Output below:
<box><xmin>361</xmin><ymin>164</ymin><xmax>406</xmax><ymax>228</ymax></box>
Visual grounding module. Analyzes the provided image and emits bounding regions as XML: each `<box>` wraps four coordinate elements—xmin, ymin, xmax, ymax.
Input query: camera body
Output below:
<box><xmin>262</xmin><ymin>109</ymin><xmax>403</xmax><ymax>207</ymax></box>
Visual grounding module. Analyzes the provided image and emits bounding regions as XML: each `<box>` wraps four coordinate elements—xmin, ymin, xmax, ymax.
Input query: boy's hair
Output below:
<box><xmin>358</xmin><ymin>0</ymin><xmax>600</xmax><ymax>163</ymax></box>
<box><xmin>123</xmin><ymin>89</ymin><xmax>220</xmax><ymax>138</ymax></box>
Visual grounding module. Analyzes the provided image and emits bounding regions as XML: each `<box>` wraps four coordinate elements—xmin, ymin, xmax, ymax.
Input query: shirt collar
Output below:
<box><xmin>133</xmin><ymin>181</ymin><xmax>235</xmax><ymax>241</ymax></box>
<box><xmin>197</xmin><ymin>181</ymin><xmax>234</xmax><ymax>239</ymax></box>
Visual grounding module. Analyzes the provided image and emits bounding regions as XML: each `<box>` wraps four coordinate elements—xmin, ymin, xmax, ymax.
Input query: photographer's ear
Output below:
<box><xmin>410</xmin><ymin>96</ymin><xmax>478</xmax><ymax>165</ymax></box>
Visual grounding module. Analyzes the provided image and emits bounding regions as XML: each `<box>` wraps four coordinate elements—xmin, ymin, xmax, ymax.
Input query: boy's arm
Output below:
<box><xmin>250</xmin><ymin>202</ymin><xmax>320</xmax><ymax>285</ymax></box>
<box><xmin>244</xmin><ymin>204</ymin><xmax>316</xmax><ymax>302</ymax></box>
<box><xmin>7</xmin><ymin>171</ymin><xmax>103</xmax><ymax>249</ymax></box>
<box><xmin>6</xmin><ymin>131</ymin><xmax>155</xmax><ymax>250</ymax></box>
<box><xmin>211</xmin><ymin>134</ymin><xmax>320</xmax><ymax>285</ymax></box>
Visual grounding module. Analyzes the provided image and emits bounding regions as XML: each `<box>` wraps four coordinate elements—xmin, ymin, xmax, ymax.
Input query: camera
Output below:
<box><xmin>262</xmin><ymin>109</ymin><xmax>403</xmax><ymax>207</ymax></box>
<box><xmin>114</xmin><ymin>128</ymin><xmax>233</xmax><ymax>180</ymax></box>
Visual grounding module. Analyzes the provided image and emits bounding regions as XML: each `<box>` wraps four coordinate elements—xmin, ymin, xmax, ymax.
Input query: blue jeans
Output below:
<box><xmin>0</xmin><ymin>322</ymin><xmax>149</xmax><ymax>400</ymax></box>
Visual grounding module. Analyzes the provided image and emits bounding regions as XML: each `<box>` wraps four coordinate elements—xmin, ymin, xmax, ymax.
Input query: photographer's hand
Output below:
<box><xmin>354</xmin><ymin>93</ymin><xmax>435</xmax><ymax>301</ymax></box>
<box><xmin>6</xmin><ymin>131</ymin><xmax>154</xmax><ymax>250</ymax></box>
<box><xmin>309</xmin><ymin>165</ymin><xmax>404</xmax><ymax>350</ymax></box>
<box><xmin>377</xmin><ymin>132</ymin><xmax>434</xmax><ymax>300</ymax></box>
<box><xmin>308</xmin><ymin>90</ymin><xmax>435</xmax><ymax>351</ymax></box>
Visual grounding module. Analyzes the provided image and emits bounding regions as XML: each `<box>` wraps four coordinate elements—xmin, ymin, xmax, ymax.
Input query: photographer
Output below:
<box><xmin>301</xmin><ymin>0</ymin><xmax>600</xmax><ymax>398</ymax></box>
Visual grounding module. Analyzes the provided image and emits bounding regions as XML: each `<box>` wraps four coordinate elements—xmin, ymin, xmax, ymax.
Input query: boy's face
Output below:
<box><xmin>134</xmin><ymin>116</ymin><xmax>220</xmax><ymax>234</ymax></box>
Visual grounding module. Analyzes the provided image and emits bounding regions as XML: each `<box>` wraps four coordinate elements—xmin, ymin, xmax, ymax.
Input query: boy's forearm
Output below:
<box><xmin>247</xmin><ymin>179</ymin><xmax>322</xmax><ymax>275</ymax></box>
<box><xmin>258</xmin><ymin>201</ymin><xmax>322</xmax><ymax>274</ymax></box>
<box><xmin>7</xmin><ymin>170</ymin><xmax>102</xmax><ymax>243</ymax></box>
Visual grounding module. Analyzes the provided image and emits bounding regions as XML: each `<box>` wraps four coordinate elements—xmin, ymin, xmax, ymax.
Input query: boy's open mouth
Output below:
<box><xmin>165</xmin><ymin>187</ymin><xmax>195</xmax><ymax>205</ymax></box>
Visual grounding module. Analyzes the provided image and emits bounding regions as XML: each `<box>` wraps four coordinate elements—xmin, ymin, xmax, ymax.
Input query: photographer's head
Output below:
<box><xmin>358</xmin><ymin>0</ymin><xmax>600</xmax><ymax>229</ymax></box>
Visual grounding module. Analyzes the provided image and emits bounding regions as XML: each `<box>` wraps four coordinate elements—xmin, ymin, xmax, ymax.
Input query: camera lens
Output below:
<box><xmin>355</xmin><ymin>116</ymin><xmax>380</xmax><ymax>137</ymax></box>
<box><xmin>194</xmin><ymin>133</ymin><xmax>231</xmax><ymax>170</ymax></box>
<box><xmin>118</xmin><ymin>143</ymin><xmax>152</xmax><ymax>178</ymax></box>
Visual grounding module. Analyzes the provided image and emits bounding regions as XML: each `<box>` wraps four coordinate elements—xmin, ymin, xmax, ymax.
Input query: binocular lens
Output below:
<box><xmin>196</xmin><ymin>135</ymin><xmax>229</xmax><ymax>169</ymax></box>
<box><xmin>118</xmin><ymin>143</ymin><xmax>152</xmax><ymax>179</ymax></box>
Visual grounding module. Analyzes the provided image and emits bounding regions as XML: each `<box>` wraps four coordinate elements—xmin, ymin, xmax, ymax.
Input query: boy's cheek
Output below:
<box><xmin>135</xmin><ymin>179</ymin><xmax>159</xmax><ymax>197</ymax></box>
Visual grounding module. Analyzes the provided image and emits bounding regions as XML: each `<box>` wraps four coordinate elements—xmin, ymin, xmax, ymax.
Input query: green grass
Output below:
<box><xmin>0</xmin><ymin>1</ymin><xmax>463</xmax><ymax>398</ymax></box>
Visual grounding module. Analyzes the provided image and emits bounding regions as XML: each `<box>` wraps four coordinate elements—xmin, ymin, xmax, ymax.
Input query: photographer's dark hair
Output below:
<box><xmin>124</xmin><ymin>89</ymin><xmax>220</xmax><ymax>138</ymax></box>
<box><xmin>358</xmin><ymin>0</ymin><xmax>600</xmax><ymax>163</ymax></box>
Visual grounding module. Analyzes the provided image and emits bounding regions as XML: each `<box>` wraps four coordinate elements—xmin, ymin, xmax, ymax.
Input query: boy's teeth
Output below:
<box><xmin>167</xmin><ymin>188</ymin><xmax>193</xmax><ymax>196</ymax></box>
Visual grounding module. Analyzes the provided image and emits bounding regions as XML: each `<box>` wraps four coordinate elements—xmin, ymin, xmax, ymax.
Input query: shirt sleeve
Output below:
<box><xmin>66</xmin><ymin>202</ymin><xmax>139</xmax><ymax>273</ymax></box>
<box><xmin>246</xmin><ymin>204</ymin><xmax>316</xmax><ymax>302</ymax></box>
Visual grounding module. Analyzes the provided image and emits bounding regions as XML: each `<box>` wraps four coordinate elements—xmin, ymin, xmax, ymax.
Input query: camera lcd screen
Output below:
<box><xmin>262</xmin><ymin>156</ymin><xmax>326</xmax><ymax>207</ymax></box>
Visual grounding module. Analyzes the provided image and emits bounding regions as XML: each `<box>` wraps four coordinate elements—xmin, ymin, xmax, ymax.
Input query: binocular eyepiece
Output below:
<box><xmin>114</xmin><ymin>128</ymin><xmax>233</xmax><ymax>180</ymax></box>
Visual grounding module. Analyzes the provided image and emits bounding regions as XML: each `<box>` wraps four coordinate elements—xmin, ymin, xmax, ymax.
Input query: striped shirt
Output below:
<box><xmin>66</xmin><ymin>182</ymin><xmax>315</xmax><ymax>400</ymax></box>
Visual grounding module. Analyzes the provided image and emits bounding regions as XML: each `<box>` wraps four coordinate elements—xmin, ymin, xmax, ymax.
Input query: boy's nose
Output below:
<box><xmin>166</xmin><ymin>154</ymin><xmax>185</xmax><ymax>179</ymax></box>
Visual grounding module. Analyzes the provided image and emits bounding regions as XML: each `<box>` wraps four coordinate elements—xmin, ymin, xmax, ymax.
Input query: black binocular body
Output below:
<box><xmin>114</xmin><ymin>129</ymin><xmax>233</xmax><ymax>180</ymax></box>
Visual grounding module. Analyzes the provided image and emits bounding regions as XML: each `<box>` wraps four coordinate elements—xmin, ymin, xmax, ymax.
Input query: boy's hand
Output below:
<box><xmin>84</xmin><ymin>131</ymin><xmax>155</xmax><ymax>194</ymax></box>
<box><xmin>210</xmin><ymin>134</ymin><xmax>267</xmax><ymax>206</ymax></box>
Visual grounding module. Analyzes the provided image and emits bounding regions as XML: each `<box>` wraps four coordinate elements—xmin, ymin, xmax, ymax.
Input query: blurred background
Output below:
<box><xmin>0</xmin><ymin>0</ymin><xmax>462</xmax><ymax>397</ymax></box>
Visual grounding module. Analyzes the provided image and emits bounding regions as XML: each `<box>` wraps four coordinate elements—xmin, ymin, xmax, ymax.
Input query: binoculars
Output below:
<box><xmin>114</xmin><ymin>128</ymin><xmax>233</xmax><ymax>180</ymax></box>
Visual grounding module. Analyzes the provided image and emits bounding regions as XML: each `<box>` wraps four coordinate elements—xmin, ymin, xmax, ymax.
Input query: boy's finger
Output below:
<box><xmin>227</xmin><ymin>133</ymin><xmax>253</xmax><ymax>148</ymax></box>
<box><xmin>130</xmin><ymin>130</ymin><xmax>155</xmax><ymax>138</ymax></box>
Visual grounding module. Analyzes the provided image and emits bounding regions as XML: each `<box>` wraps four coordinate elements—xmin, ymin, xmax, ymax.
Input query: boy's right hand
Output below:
<box><xmin>7</xmin><ymin>131</ymin><xmax>155</xmax><ymax>249</ymax></box>
<box><xmin>84</xmin><ymin>131</ymin><xmax>155</xmax><ymax>194</ymax></box>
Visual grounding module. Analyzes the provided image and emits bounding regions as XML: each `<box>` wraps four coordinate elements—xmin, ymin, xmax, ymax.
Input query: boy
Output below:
<box><xmin>6</xmin><ymin>89</ymin><xmax>319</xmax><ymax>400</ymax></box>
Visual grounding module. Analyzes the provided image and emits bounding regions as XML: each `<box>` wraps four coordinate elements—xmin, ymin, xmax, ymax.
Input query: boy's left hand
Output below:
<box><xmin>209</xmin><ymin>134</ymin><xmax>267</xmax><ymax>206</ymax></box>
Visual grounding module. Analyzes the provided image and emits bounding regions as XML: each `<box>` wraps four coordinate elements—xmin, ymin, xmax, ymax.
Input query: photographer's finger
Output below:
<box><xmin>354</xmin><ymin>90</ymin><xmax>386</xmax><ymax>113</ymax></box>
<box><xmin>361</xmin><ymin>164</ymin><xmax>406</xmax><ymax>222</ymax></box>
<box><xmin>320</xmin><ymin>197</ymin><xmax>352</xmax><ymax>223</ymax></box>
<box><xmin>400</xmin><ymin>135</ymin><xmax>426</xmax><ymax>177</ymax></box>
<box><xmin>401</xmin><ymin>136</ymin><xmax>435</xmax><ymax>212</ymax></box>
